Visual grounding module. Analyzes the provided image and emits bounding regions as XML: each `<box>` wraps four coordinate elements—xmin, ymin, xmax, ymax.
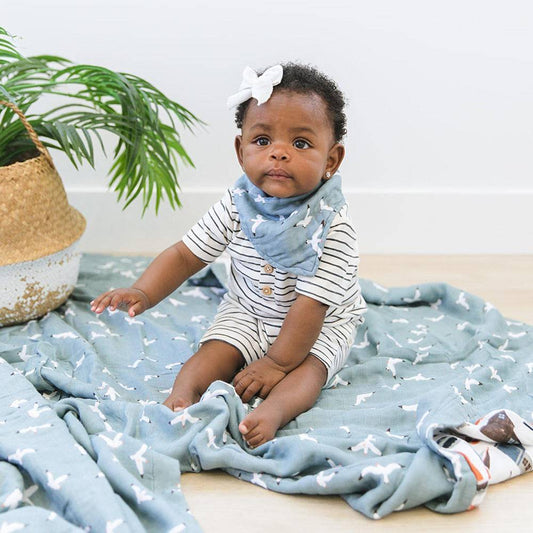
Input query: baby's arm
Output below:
<box><xmin>233</xmin><ymin>294</ymin><xmax>328</xmax><ymax>402</ymax></box>
<box><xmin>91</xmin><ymin>241</ymin><xmax>206</xmax><ymax>316</ymax></box>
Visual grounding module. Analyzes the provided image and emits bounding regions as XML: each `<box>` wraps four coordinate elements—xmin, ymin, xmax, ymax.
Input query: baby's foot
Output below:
<box><xmin>163</xmin><ymin>390</ymin><xmax>200</xmax><ymax>412</ymax></box>
<box><xmin>239</xmin><ymin>403</ymin><xmax>284</xmax><ymax>448</ymax></box>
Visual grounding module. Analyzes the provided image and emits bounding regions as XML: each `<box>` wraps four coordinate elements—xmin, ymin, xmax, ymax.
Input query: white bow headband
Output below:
<box><xmin>227</xmin><ymin>64</ymin><xmax>283</xmax><ymax>109</ymax></box>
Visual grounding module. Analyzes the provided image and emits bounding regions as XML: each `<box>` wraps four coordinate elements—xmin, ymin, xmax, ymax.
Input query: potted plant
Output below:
<box><xmin>0</xmin><ymin>27</ymin><xmax>203</xmax><ymax>325</ymax></box>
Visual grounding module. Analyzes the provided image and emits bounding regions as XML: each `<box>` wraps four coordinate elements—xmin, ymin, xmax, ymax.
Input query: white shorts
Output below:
<box><xmin>200</xmin><ymin>295</ymin><xmax>356</xmax><ymax>387</ymax></box>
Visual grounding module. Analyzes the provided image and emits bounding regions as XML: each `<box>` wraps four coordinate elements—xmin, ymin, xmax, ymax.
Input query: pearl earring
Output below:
<box><xmin>325</xmin><ymin>172</ymin><xmax>331</xmax><ymax>179</ymax></box>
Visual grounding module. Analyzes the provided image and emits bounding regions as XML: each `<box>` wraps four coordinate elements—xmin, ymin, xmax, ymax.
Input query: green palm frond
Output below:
<box><xmin>0</xmin><ymin>27</ymin><xmax>204</xmax><ymax>214</ymax></box>
<box><xmin>0</xmin><ymin>28</ymin><xmax>24</xmax><ymax>64</ymax></box>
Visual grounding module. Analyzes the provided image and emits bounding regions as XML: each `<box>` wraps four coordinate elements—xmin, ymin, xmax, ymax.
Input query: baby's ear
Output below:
<box><xmin>327</xmin><ymin>143</ymin><xmax>345</xmax><ymax>176</ymax></box>
<box><xmin>234</xmin><ymin>135</ymin><xmax>244</xmax><ymax>167</ymax></box>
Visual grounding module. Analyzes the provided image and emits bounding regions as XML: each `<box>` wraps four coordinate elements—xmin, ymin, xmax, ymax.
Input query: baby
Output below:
<box><xmin>91</xmin><ymin>62</ymin><xmax>366</xmax><ymax>447</ymax></box>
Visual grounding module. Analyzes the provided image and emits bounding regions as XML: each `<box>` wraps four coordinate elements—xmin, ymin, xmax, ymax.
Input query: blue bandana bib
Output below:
<box><xmin>232</xmin><ymin>173</ymin><xmax>346</xmax><ymax>276</ymax></box>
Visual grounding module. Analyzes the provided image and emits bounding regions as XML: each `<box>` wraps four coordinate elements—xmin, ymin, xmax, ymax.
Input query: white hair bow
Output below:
<box><xmin>227</xmin><ymin>65</ymin><xmax>283</xmax><ymax>109</ymax></box>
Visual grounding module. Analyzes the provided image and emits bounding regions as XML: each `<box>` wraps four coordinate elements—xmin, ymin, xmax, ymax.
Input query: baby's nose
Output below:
<box><xmin>269</xmin><ymin>143</ymin><xmax>289</xmax><ymax>160</ymax></box>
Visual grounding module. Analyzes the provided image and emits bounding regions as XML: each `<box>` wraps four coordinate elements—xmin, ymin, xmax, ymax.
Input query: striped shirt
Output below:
<box><xmin>183</xmin><ymin>189</ymin><xmax>366</xmax><ymax>327</ymax></box>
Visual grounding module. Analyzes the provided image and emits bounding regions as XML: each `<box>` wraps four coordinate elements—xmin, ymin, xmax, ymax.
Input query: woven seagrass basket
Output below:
<box><xmin>0</xmin><ymin>100</ymin><xmax>86</xmax><ymax>326</ymax></box>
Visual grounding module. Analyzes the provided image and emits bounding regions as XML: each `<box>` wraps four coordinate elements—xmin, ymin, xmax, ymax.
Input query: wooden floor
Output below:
<box><xmin>181</xmin><ymin>255</ymin><xmax>533</xmax><ymax>532</ymax></box>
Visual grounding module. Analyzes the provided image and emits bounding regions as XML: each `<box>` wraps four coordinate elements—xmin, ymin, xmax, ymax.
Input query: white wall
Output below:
<box><xmin>4</xmin><ymin>0</ymin><xmax>533</xmax><ymax>253</ymax></box>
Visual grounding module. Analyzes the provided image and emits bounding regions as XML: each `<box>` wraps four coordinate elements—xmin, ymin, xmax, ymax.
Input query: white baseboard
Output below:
<box><xmin>67</xmin><ymin>188</ymin><xmax>533</xmax><ymax>255</ymax></box>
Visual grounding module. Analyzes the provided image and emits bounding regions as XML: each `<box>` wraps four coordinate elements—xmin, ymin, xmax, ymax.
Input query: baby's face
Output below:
<box><xmin>235</xmin><ymin>91</ymin><xmax>343</xmax><ymax>198</ymax></box>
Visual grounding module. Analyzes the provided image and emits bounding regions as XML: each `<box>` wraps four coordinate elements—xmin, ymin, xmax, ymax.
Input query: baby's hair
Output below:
<box><xmin>234</xmin><ymin>62</ymin><xmax>347</xmax><ymax>143</ymax></box>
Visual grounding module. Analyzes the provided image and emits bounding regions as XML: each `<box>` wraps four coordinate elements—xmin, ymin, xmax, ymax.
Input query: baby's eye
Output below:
<box><xmin>255</xmin><ymin>137</ymin><xmax>270</xmax><ymax>146</ymax></box>
<box><xmin>294</xmin><ymin>139</ymin><xmax>310</xmax><ymax>149</ymax></box>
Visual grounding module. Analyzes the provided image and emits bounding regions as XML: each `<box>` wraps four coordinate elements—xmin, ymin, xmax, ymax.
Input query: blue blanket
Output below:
<box><xmin>1</xmin><ymin>254</ymin><xmax>532</xmax><ymax>531</ymax></box>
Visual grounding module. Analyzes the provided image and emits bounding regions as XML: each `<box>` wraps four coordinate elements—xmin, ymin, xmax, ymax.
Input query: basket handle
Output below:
<box><xmin>0</xmin><ymin>100</ymin><xmax>55</xmax><ymax>168</ymax></box>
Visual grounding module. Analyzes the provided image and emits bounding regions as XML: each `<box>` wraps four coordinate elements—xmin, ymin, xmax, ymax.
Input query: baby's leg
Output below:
<box><xmin>163</xmin><ymin>340</ymin><xmax>244</xmax><ymax>411</ymax></box>
<box><xmin>239</xmin><ymin>355</ymin><xmax>327</xmax><ymax>447</ymax></box>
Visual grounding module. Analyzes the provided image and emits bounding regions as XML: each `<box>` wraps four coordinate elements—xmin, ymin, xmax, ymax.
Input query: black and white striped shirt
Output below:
<box><xmin>183</xmin><ymin>189</ymin><xmax>366</xmax><ymax>327</ymax></box>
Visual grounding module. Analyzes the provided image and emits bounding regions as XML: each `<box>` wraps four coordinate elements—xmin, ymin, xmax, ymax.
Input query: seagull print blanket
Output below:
<box><xmin>1</xmin><ymin>254</ymin><xmax>532</xmax><ymax>531</ymax></box>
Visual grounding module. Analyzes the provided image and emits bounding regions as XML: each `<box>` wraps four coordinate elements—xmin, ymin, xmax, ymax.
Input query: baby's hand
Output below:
<box><xmin>90</xmin><ymin>288</ymin><xmax>150</xmax><ymax>317</ymax></box>
<box><xmin>233</xmin><ymin>357</ymin><xmax>287</xmax><ymax>403</ymax></box>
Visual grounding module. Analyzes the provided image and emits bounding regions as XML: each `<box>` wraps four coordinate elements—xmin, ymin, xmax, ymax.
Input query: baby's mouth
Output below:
<box><xmin>266</xmin><ymin>169</ymin><xmax>291</xmax><ymax>180</ymax></box>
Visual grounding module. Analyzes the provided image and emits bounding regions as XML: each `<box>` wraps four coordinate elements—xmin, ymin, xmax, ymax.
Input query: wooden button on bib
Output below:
<box><xmin>264</xmin><ymin>264</ymin><xmax>274</xmax><ymax>274</ymax></box>
<box><xmin>261</xmin><ymin>286</ymin><xmax>273</xmax><ymax>296</ymax></box>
